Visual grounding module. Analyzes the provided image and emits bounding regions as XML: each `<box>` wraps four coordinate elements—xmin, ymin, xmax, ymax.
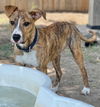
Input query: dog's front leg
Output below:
<box><xmin>37</xmin><ymin>65</ymin><xmax>48</xmax><ymax>74</ymax></box>
<box><xmin>52</xmin><ymin>55</ymin><xmax>62</xmax><ymax>87</ymax></box>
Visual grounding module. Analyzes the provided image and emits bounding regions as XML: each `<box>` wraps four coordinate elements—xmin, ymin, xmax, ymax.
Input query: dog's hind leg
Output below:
<box><xmin>68</xmin><ymin>37</ymin><xmax>90</xmax><ymax>95</ymax></box>
<box><xmin>52</xmin><ymin>55</ymin><xmax>62</xmax><ymax>88</ymax></box>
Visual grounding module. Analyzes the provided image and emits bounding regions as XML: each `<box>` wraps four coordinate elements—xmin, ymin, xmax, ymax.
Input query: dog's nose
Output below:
<box><xmin>13</xmin><ymin>34</ymin><xmax>21</xmax><ymax>42</ymax></box>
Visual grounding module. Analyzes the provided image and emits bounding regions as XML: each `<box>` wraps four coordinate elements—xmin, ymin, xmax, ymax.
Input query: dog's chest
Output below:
<box><xmin>15</xmin><ymin>50</ymin><xmax>38</xmax><ymax>67</ymax></box>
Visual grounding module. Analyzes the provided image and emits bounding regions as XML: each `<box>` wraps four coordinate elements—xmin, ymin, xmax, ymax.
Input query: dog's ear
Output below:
<box><xmin>5</xmin><ymin>5</ymin><xmax>18</xmax><ymax>17</ymax></box>
<box><xmin>29</xmin><ymin>8</ymin><xmax>46</xmax><ymax>21</ymax></box>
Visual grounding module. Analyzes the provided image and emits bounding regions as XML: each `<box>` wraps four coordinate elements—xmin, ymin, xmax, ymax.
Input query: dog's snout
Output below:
<box><xmin>13</xmin><ymin>34</ymin><xmax>21</xmax><ymax>42</ymax></box>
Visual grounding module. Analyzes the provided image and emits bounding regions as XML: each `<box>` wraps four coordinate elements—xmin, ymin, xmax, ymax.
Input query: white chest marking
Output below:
<box><xmin>15</xmin><ymin>50</ymin><xmax>38</xmax><ymax>67</ymax></box>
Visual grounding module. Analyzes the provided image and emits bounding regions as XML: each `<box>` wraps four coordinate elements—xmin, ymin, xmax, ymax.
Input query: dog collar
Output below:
<box><xmin>16</xmin><ymin>27</ymin><xmax>38</xmax><ymax>52</ymax></box>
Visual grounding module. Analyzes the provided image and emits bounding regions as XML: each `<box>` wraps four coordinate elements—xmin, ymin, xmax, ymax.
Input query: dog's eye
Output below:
<box><xmin>10</xmin><ymin>21</ymin><xmax>15</xmax><ymax>25</ymax></box>
<box><xmin>23</xmin><ymin>22</ymin><xmax>30</xmax><ymax>27</ymax></box>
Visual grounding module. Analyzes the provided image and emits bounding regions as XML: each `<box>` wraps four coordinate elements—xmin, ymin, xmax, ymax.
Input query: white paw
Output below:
<box><xmin>96</xmin><ymin>56</ymin><xmax>100</xmax><ymax>62</ymax></box>
<box><xmin>51</xmin><ymin>83</ymin><xmax>59</xmax><ymax>92</ymax></box>
<box><xmin>81</xmin><ymin>87</ymin><xmax>90</xmax><ymax>95</ymax></box>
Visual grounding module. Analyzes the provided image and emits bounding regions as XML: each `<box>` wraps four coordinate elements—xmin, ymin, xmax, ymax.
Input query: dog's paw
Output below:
<box><xmin>81</xmin><ymin>87</ymin><xmax>90</xmax><ymax>95</ymax></box>
<box><xmin>51</xmin><ymin>83</ymin><xmax>60</xmax><ymax>92</ymax></box>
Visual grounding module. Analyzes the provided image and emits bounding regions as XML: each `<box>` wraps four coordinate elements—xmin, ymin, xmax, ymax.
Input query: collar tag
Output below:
<box><xmin>29</xmin><ymin>46</ymin><xmax>31</xmax><ymax>52</ymax></box>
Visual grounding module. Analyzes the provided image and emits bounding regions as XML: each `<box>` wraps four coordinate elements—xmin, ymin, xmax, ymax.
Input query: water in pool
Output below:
<box><xmin>0</xmin><ymin>86</ymin><xmax>36</xmax><ymax>107</ymax></box>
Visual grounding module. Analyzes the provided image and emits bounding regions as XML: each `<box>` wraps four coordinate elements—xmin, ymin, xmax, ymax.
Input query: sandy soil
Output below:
<box><xmin>0</xmin><ymin>12</ymin><xmax>100</xmax><ymax>107</ymax></box>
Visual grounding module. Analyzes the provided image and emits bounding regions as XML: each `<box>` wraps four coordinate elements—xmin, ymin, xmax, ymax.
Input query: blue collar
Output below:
<box><xmin>16</xmin><ymin>27</ymin><xmax>38</xmax><ymax>53</ymax></box>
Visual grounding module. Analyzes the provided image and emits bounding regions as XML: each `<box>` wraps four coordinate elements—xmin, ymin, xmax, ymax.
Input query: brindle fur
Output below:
<box><xmin>5</xmin><ymin>5</ymin><xmax>96</xmax><ymax>89</ymax></box>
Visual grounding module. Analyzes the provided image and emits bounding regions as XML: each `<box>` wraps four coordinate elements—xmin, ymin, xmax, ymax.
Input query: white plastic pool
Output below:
<box><xmin>0</xmin><ymin>64</ymin><xmax>94</xmax><ymax>107</ymax></box>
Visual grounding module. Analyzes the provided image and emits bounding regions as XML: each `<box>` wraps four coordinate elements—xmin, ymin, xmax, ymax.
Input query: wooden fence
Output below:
<box><xmin>0</xmin><ymin>0</ymin><xmax>89</xmax><ymax>12</ymax></box>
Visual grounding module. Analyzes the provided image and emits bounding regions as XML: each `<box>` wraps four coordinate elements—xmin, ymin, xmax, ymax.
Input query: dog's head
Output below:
<box><xmin>5</xmin><ymin>5</ymin><xmax>46</xmax><ymax>44</ymax></box>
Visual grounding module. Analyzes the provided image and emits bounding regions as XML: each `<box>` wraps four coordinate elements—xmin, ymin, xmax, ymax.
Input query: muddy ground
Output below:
<box><xmin>0</xmin><ymin>13</ymin><xmax>100</xmax><ymax>107</ymax></box>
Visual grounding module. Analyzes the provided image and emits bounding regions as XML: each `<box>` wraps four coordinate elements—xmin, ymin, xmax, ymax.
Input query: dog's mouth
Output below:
<box><xmin>12</xmin><ymin>40</ymin><xmax>25</xmax><ymax>44</ymax></box>
<box><xmin>11</xmin><ymin>38</ymin><xmax>23</xmax><ymax>43</ymax></box>
<box><xmin>20</xmin><ymin>41</ymin><xmax>25</xmax><ymax>44</ymax></box>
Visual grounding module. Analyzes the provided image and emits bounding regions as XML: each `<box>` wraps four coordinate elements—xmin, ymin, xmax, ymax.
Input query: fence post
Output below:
<box><xmin>88</xmin><ymin>0</ymin><xmax>100</xmax><ymax>29</ymax></box>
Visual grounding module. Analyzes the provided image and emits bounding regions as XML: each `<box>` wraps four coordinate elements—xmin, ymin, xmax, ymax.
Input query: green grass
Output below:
<box><xmin>84</xmin><ymin>46</ymin><xmax>100</xmax><ymax>64</ymax></box>
<box><xmin>0</xmin><ymin>43</ymin><xmax>13</xmax><ymax>58</ymax></box>
<box><xmin>0</xmin><ymin>14</ymin><xmax>12</xmax><ymax>59</ymax></box>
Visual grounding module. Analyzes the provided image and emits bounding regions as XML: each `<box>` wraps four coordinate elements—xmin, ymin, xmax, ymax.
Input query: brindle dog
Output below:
<box><xmin>5</xmin><ymin>5</ymin><xmax>96</xmax><ymax>95</ymax></box>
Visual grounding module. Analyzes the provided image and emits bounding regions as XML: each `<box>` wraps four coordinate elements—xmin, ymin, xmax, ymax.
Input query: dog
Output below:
<box><xmin>5</xmin><ymin>5</ymin><xmax>96</xmax><ymax>95</ymax></box>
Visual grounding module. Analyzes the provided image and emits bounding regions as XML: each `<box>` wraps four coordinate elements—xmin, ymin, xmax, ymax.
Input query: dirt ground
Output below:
<box><xmin>0</xmin><ymin>12</ymin><xmax>100</xmax><ymax>107</ymax></box>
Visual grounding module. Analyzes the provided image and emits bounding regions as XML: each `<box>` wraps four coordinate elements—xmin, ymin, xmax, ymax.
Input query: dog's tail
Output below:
<box><xmin>70</xmin><ymin>23</ymin><xmax>97</xmax><ymax>42</ymax></box>
<box><xmin>78</xmin><ymin>30</ymin><xmax>97</xmax><ymax>42</ymax></box>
